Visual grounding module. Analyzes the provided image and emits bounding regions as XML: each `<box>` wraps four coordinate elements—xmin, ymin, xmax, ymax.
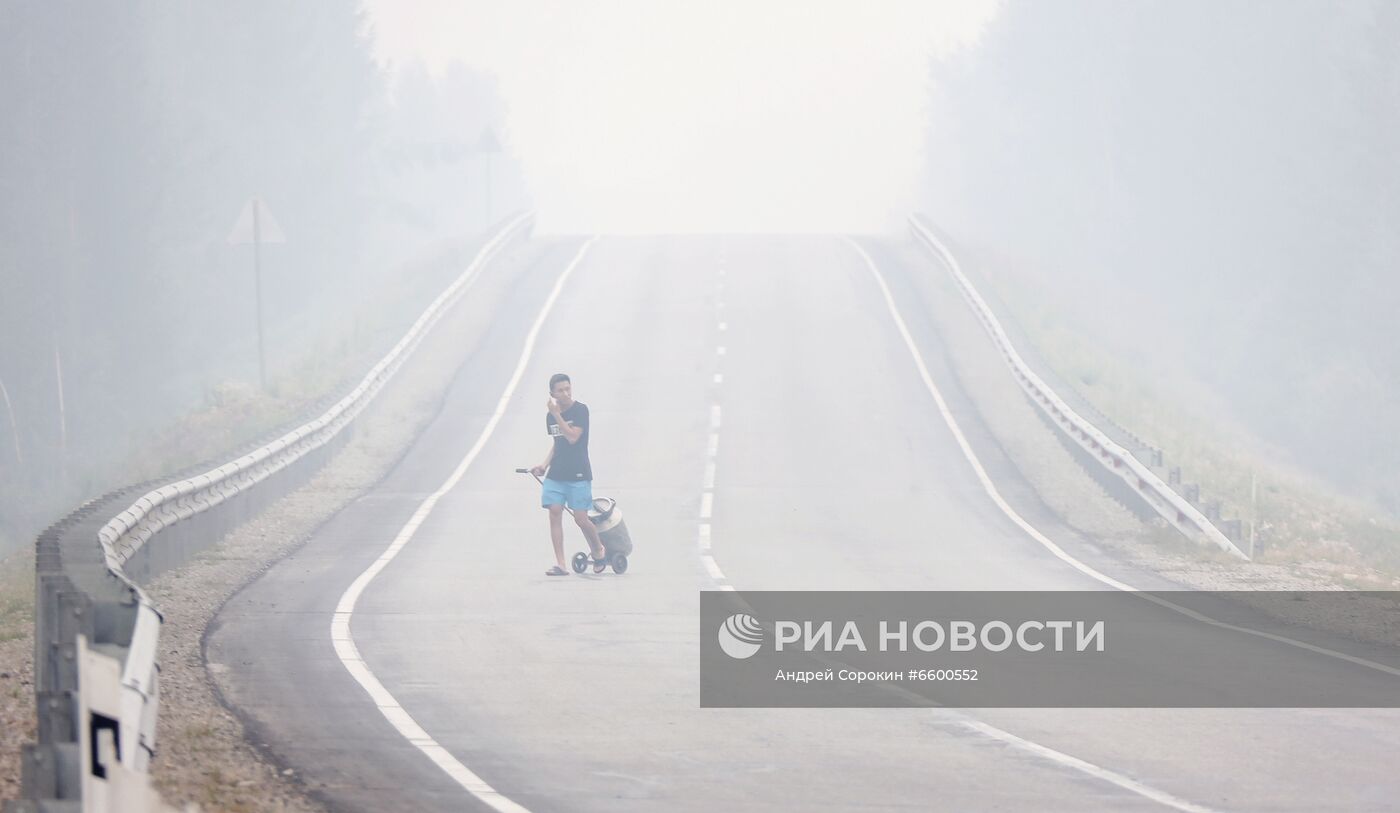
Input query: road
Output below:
<box><xmin>208</xmin><ymin>235</ymin><xmax>1400</xmax><ymax>812</ymax></box>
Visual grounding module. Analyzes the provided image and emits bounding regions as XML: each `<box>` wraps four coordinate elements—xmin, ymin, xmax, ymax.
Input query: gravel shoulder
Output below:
<box><xmin>148</xmin><ymin>237</ymin><xmax>550</xmax><ymax>811</ymax></box>
<box><xmin>1</xmin><ymin>236</ymin><xmax>550</xmax><ymax>812</ymax></box>
<box><xmin>5</xmin><ymin>233</ymin><xmax>1393</xmax><ymax>808</ymax></box>
<box><xmin>0</xmin><ymin>635</ymin><xmax>35</xmax><ymax>803</ymax></box>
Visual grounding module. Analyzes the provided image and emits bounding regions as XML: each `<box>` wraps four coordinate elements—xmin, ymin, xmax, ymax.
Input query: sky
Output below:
<box><xmin>363</xmin><ymin>1</ymin><xmax>1000</xmax><ymax>234</ymax></box>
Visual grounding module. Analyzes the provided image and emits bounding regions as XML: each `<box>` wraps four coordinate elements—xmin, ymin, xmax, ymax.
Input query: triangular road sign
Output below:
<box><xmin>228</xmin><ymin>197</ymin><xmax>287</xmax><ymax>245</ymax></box>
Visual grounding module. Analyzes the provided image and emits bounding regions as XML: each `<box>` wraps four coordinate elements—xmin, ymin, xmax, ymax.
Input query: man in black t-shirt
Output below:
<box><xmin>530</xmin><ymin>373</ymin><xmax>606</xmax><ymax>575</ymax></box>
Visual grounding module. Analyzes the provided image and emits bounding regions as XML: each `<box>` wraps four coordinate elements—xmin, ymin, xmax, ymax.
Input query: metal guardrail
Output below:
<box><xmin>932</xmin><ymin>244</ymin><xmax>1167</xmax><ymax>467</ymax></box>
<box><xmin>908</xmin><ymin>214</ymin><xmax>1248</xmax><ymax>560</ymax></box>
<box><xmin>7</xmin><ymin>212</ymin><xmax>535</xmax><ymax>813</ymax></box>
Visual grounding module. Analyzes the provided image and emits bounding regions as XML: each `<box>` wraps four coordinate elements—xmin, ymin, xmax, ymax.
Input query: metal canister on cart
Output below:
<box><xmin>588</xmin><ymin>497</ymin><xmax>633</xmax><ymax>556</ymax></box>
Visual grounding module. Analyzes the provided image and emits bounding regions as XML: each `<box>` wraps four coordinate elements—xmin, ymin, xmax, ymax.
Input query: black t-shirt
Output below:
<box><xmin>545</xmin><ymin>401</ymin><xmax>592</xmax><ymax>481</ymax></box>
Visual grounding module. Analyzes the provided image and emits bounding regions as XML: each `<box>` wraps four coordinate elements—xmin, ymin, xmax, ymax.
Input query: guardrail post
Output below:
<box><xmin>56</xmin><ymin>592</ymin><xmax>92</xmax><ymax>693</ymax></box>
<box><xmin>21</xmin><ymin>742</ymin><xmax>82</xmax><ymax>802</ymax></box>
<box><xmin>11</xmin><ymin>212</ymin><xmax>537</xmax><ymax>809</ymax></box>
<box><xmin>34</xmin><ymin>574</ymin><xmax>64</xmax><ymax>701</ymax></box>
<box><xmin>53</xmin><ymin>742</ymin><xmax>81</xmax><ymax>800</ymax></box>
<box><xmin>34</xmin><ymin>589</ymin><xmax>93</xmax><ymax>752</ymax></box>
<box><xmin>1184</xmin><ymin>483</ymin><xmax>1200</xmax><ymax>504</ymax></box>
<box><xmin>35</xmin><ymin>692</ymin><xmax>72</xmax><ymax>750</ymax></box>
<box><xmin>908</xmin><ymin>213</ymin><xmax>1248</xmax><ymax>560</ymax></box>
<box><xmin>18</xmin><ymin>745</ymin><xmax>57</xmax><ymax>800</ymax></box>
<box><xmin>1168</xmin><ymin>466</ymin><xmax>1181</xmax><ymax>485</ymax></box>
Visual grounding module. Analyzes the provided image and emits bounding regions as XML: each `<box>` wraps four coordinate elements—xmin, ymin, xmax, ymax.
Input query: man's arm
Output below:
<box><xmin>531</xmin><ymin>444</ymin><xmax>555</xmax><ymax>477</ymax></box>
<box><xmin>550</xmin><ymin>404</ymin><xmax>586</xmax><ymax>444</ymax></box>
<box><xmin>557</xmin><ymin>421</ymin><xmax>583</xmax><ymax>444</ymax></box>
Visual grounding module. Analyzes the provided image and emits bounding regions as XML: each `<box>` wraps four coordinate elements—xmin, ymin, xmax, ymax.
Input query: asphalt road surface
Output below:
<box><xmin>209</xmin><ymin>236</ymin><xmax>1400</xmax><ymax>812</ymax></box>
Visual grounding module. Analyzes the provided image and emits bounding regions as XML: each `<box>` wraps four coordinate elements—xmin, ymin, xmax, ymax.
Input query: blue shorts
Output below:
<box><xmin>541</xmin><ymin>478</ymin><xmax>593</xmax><ymax>511</ymax></box>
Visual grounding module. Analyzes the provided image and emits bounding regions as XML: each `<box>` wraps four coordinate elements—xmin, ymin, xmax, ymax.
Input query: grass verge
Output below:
<box><xmin>0</xmin><ymin>545</ymin><xmax>33</xmax><ymax>645</ymax></box>
<box><xmin>960</xmin><ymin>242</ymin><xmax>1400</xmax><ymax>585</ymax></box>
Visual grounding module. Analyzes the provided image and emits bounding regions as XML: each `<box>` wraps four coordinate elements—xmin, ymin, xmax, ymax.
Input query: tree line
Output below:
<box><xmin>923</xmin><ymin>0</ymin><xmax>1400</xmax><ymax>514</ymax></box>
<box><xmin>0</xmin><ymin>1</ymin><xmax>516</xmax><ymax>552</ymax></box>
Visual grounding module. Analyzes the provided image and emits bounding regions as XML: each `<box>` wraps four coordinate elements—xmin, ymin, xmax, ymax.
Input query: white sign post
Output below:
<box><xmin>228</xmin><ymin>197</ymin><xmax>286</xmax><ymax>390</ymax></box>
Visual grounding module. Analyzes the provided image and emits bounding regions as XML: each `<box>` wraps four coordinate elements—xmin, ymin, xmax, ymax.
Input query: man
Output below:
<box><xmin>531</xmin><ymin>373</ymin><xmax>607</xmax><ymax>576</ymax></box>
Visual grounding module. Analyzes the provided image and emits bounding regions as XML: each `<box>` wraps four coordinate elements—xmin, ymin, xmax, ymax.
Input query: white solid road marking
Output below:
<box><xmin>706</xmin><ymin>434</ymin><xmax>719</xmax><ymax>458</ymax></box>
<box><xmin>698</xmin><ymin>523</ymin><xmax>711</xmax><ymax>551</ymax></box>
<box><xmin>703</xmin><ymin>459</ymin><xmax>717</xmax><ymax>490</ymax></box>
<box><xmin>821</xmin><ymin>237</ymin><xmax>1224</xmax><ymax>812</ymax></box>
<box><xmin>331</xmin><ymin>237</ymin><xmax>598</xmax><ymax>813</ymax></box>
<box><xmin>960</xmin><ymin>721</ymin><xmax>1219</xmax><ymax>813</ymax></box>
<box><xmin>846</xmin><ymin>237</ymin><xmax>1400</xmax><ymax>680</ymax></box>
<box><xmin>845</xmin><ymin>237</ymin><xmax>1141</xmax><ymax>593</ymax></box>
<box><xmin>699</xmin><ymin>492</ymin><xmax>714</xmax><ymax>520</ymax></box>
<box><xmin>713</xmin><ymin>373</ymin><xmax>724</xmax><ymax>384</ymax></box>
<box><xmin>861</xmin><ymin>232</ymin><xmax>1400</xmax><ymax>807</ymax></box>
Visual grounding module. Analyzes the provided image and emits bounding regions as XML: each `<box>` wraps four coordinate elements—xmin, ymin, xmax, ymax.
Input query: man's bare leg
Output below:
<box><xmin>549</xmin><ymin>504</ymin><xmax>567</xmax><ymax>568</ymax></box>
<box><xmin>572</xmin><ymin>509</ymin><xmax>605</xmax><ymax>559</ymax></box>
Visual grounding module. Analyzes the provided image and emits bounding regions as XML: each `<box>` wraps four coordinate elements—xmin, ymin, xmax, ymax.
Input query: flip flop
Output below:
<box><xmin>545</xmin><ymin>565</ymin><xmax>570</xmax><ymax>576</ymax></box>
<box><xmin>592</xmin><ymin>556</ymin><xmax>608</xmax><ymax>574</ymax></box>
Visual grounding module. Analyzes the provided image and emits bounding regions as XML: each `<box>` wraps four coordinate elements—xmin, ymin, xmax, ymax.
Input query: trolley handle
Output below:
<box><xmin>516</xmin><ymin>467</ymin><xmax>543</xmax><ymax>484</ymax></box>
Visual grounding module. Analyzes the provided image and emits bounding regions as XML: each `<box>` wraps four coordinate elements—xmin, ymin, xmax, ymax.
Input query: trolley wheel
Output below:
<box><xmin>571</xmin><ymin>552</ymin><xmax>589</xmax><ymax>574</ymax></box>
<box><xmin>612</xmin><ymin>553</ymin><xmax>629</xmax><ymax>574</ymax></box>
